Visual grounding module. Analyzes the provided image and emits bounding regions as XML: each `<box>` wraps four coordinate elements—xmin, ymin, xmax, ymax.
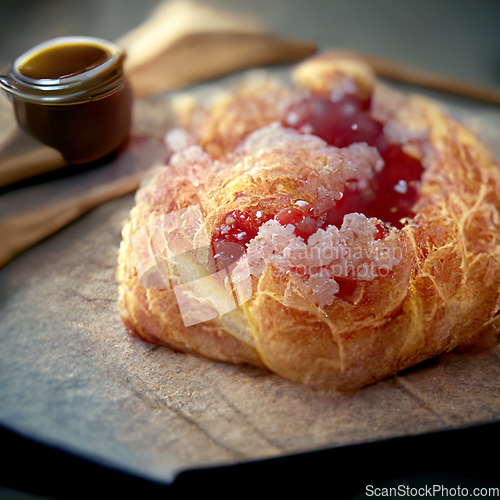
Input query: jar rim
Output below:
<box><xmin>1</xmin><ymin>36</ymin><xmax>125</xmax><ymax>105</ymax></box>
<box><xmin>13</xmin><ymin>36</ymin><xmax>123</xmax><ymax>85</ymax></box>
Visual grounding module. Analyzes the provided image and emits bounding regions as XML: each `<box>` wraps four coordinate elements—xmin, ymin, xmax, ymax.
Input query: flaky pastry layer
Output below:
<box><xmin>117</xmin><ymin>52</ymin><xmax>500</xmax><ymax>390</ymax></box>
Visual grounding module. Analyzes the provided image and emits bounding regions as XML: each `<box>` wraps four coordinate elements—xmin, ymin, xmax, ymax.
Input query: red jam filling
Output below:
<box><xmin>211</xmin><ymin>92</ymin><xmax>424</xmax><ymax>268</ymax></box>
<box><xmin>212</xmin><ymin>210</ymin><xmax>273</xmax><ymax>270</ymax></box>
<box><xmin>287</xmin><ymin>94</ymin><xmax>424</xmax><ymax>229</ymax></box>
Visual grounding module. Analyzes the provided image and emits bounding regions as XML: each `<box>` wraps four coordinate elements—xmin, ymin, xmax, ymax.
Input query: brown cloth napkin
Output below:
<box><xmin>120</xmin><ymin>0</ymin><xmax>317</xmax><ymax>97</ymax></box>
<box><xmin>0</xmin><ymin>138</ymin><xmax>166</xmax><ymax>268</ymax></box>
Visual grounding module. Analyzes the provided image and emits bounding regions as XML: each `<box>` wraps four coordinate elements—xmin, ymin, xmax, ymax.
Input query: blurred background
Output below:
<box><xmin>1</xmin><ymin>0</ymin><xmax>500</xmax><ymax>88</ymax></box>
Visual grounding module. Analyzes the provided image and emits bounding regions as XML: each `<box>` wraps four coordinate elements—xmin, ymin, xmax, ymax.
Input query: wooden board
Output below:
<box><xmin>1</xmin><ymin>85</ymin><xmax>500</xmax><ymax>483</ymax></box>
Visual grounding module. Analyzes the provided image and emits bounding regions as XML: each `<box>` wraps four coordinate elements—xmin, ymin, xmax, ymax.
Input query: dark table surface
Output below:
<box><xmin>1</xmin><ymin>1</ymin><xmax>500</xmax><ymax>498</ymax></box>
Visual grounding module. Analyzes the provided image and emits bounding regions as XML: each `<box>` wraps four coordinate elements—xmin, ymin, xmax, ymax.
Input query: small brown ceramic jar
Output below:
<box><xmin>0</xmin><ymin>36</ymin><xmax>133</xmax><ymax>164</ymax></box>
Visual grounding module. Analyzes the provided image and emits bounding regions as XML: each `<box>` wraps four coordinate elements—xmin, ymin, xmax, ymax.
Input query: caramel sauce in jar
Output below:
<box><xmin>0</xmin><ymin>37</ymin><xmax>133</xmax><ymax>164</ymax></box>
<box><xmin>18</xmin><ymin>44</ymin><xmax>110</xmax><ymax>80</ymax></box>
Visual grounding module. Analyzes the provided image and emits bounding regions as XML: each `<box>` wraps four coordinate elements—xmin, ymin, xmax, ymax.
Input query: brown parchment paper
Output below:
<box><xmin>1</xmin><ymin>79</ymin><xmax>500</xmax><ymax>484</ymax></box>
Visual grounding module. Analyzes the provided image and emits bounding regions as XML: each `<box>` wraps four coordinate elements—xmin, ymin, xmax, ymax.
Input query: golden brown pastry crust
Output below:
<box><xmin>117</xmin><ymin>52</ymin><xmax>500</xmax><ymax>390</ymax></box>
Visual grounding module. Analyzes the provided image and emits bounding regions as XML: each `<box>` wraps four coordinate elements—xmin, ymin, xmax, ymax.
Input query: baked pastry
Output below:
<box><xmin>117</xmin><ymin>52</ymin><xmax>500</xmax><ymax>390</ymax></box>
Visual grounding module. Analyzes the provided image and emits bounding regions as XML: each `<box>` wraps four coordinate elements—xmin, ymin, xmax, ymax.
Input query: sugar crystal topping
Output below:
<box><xmin>235</xmin><ymin>213</ymin><xmax>400</xmax><ymax>307</ymax></box>
<box><xmin>155</xmin><ymin>82</ymin><xmax>426</xmax><ymax>307</ymax></box>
